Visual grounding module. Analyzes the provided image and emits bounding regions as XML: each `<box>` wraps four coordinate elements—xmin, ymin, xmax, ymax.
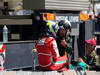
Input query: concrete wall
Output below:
<box><xmin>0</xmin><ymin>71</ymin><xmax>100</xmax><ymax>75</ymax></box>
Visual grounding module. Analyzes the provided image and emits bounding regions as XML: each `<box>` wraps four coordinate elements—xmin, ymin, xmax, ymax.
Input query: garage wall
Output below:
<box><xmin>23</xmin><ymin>0</ymin><xmax>90</xmax><ymax>11</ymax></box>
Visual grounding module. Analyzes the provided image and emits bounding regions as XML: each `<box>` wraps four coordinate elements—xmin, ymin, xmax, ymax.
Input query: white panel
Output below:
<box><xmin>45</xmin><ymin>0</ymin><xmax>90</xmax><ymax>10</ymax></box>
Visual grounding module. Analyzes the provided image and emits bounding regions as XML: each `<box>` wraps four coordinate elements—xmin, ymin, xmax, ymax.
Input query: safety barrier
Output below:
<box><xmin>0</xmin><ymin>70</ymin><xmax>100</xmax><ymax>75</ymax></box>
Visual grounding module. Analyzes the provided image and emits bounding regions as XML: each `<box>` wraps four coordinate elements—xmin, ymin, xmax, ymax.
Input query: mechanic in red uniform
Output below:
<box><xmin>33</xmin><ymin>20</ymin><xmax>68</xmax><ymax>71</ymax></box>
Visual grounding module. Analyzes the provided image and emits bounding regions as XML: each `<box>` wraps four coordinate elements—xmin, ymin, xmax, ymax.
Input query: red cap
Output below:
<box><xmin>85</xmin><ymin>37</ymin><xmax>96</xmax><ymax>46</ymax></box>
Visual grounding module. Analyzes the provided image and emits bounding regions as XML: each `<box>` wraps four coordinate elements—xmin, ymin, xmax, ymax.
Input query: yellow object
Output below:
<box><xmin>80</xmin><ymin>13</ymin><xmax>89</xmax><ymax>21</ymax></box>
